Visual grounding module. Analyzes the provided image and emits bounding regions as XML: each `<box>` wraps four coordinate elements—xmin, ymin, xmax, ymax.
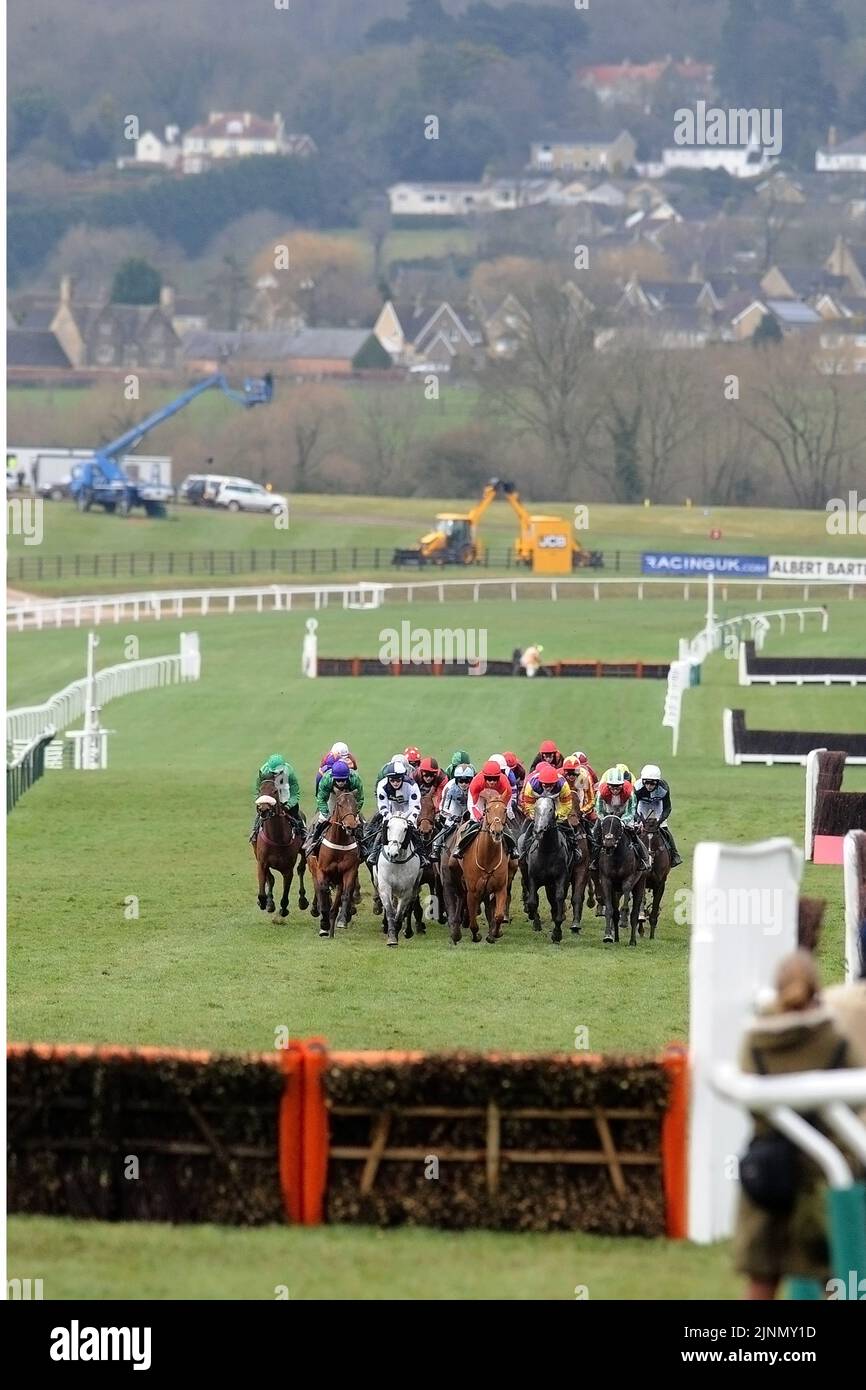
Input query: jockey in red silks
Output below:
<box><xmin>503</xmin><ymin>750</ymin><xmax>526</xmax><ymax>791</ymax></box>
<box><xmin>569</xmin><ymin>750</ymin><xmax>598</xmax><ymax>786</ymax></box>
<box><xmin>529</xmin><ymin>739</ymin><xmax>563</xmax><ymax>771</ymax></box>
<box><xmin>453</xmin><ymin>760</ymin><xmax>516</xmax><ymax>859</ymax></box>
<box><xmin>417</xmin><ymin>755</ymin><xmax>447</xmax><ymax>808</ymax></box>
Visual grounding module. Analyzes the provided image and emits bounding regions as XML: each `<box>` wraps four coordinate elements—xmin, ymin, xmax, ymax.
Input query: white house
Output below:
<box><xmin>816</xmin><ymin>130</ymin><xmax>866</xmax><ymax>173</ymax></box>
<box><xmin>181</xmin><ymin>112</ymin><xmax>316</xmax><ymax>174</ymax></box>
<box><xmin>387</xmin><ymin>179</ymin><xmax>556</xmax><ymax>218</ymax></box>
<box><xmin>117</xmin><ymin>126</ymin><xmax>181</xmax><ymax>171</ymax></box>
<box><xmin>660</xmin><ymin>142</ymin><xmax>779</xmax><ymax>178</ymax></box>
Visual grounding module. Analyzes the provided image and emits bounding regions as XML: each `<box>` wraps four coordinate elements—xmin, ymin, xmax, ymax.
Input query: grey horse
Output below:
<box><xmin>372</xmin><ymin>815</ymin><xmax>423</xmax><ymax>948</ymax></box>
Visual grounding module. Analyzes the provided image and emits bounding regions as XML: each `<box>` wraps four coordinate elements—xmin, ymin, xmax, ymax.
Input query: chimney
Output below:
<box><xmin>828</xmin><ymin>125</ymin><xmax>837</xmax><ymax>148</ymax></box>
<box><xmin>59</xmin><ymin>275</ymin><xmax>72</xmax><ymax>305</ymax></box>
<box><xmin>160</xmin><ymin>285</ymin><xmax>175</xmax><ymax>313</ymax></box>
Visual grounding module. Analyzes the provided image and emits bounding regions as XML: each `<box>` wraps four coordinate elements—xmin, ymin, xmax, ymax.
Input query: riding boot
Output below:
<box><xmin>630</xmin><ymin>829</ymin><xmax>651</xmax><ymax>871</ymax></box>
<box><xmin>452</xmin><ymin>822</ymin><xmax>480</xmax><ymax>860</ymax></box>
<box><xmin>249</xmin><ymin>812</ymin><xmax>261</xmax><ymax>844</ymax></box>
<box><xmin>304</xmin><ymin>819</ymin><xmax>325</xmax><ymax>857</ymax></box>
<box><xmin>662</xmin><ymin>826</ymin><xmax>683</xmax><ymax>867</ymax></box>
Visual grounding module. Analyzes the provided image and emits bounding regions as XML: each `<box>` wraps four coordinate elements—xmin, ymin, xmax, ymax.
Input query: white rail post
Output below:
<box><xmin>82</xmin><ymin>631</ymin><xmax>101</xmax><ymax>771</ymax></box>
<box><xmin>843</xmin><ymin>830</ymin><xmax>865</xmax><ymax>982</ymax></box>
<box><xmin>688</xmin><ymin>837</ymin><xmax>801</xmax><ymax>1243</ymax></box>
<box><xmin>302</xmin><ymin>617</ymin><xmax>318</xmax><ymax>678</ymax></box>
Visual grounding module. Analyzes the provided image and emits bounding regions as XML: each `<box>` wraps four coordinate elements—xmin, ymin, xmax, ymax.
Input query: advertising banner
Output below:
<box><xmin>768</xmin><ymin>555</ymin><xmax>866</xmax><ymax>580</ymax></box>
<box><xmin>641</xmin><ymin>552</ymin><xmax>769</xmax><ymax>577</ymax></box>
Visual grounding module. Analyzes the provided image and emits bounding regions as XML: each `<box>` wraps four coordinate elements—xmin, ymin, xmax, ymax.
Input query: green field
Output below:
<box><xmin>8</xmin><ymin>495</ymin><xmax>862</xmax><ymax>596</ymax></box>
<box><xmin>7</xmin><ymin>582</ymin><xmax>865</xmax><ymax>1300</ymax></box>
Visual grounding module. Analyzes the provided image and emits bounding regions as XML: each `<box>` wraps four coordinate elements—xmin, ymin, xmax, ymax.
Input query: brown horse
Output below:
<box><xmin>307</xmin><ymin>790</ymin><xmax>362</xmax><ymax>939</ymax></box>
<box><xmin>460</xmin><ymin>793</ymin><xmax>510</xmax><ymax>945</ymax></box>
<box><xmin>636</xmin><ymin>814</ymin><xmax>670</xmax><ymax>939</ymax></box>
<box><xmin>439</xmin><ymin>821</ymin><xmax>468</xmax><ymax>944</ymax></box>
<box><xmin>409</xmin><ymin>790</ymin><xmax>445</xmax><ymax>936</ymax></box>
<box><xmin>566</xmin><ymin>805</ymin><xmax>592</xmax><ymax>933</ymax></box>
<box><xmin>253</xmin><ymin>778</ymin><xmax>308</xmax><ymax>919</ymax></box>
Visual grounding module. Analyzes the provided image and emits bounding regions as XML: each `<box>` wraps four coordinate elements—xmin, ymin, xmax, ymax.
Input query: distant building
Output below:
<box><xmin>181</xmin><ymin>112</ymin><xmax>316</xmax><ymax>174</ymax></box>
<box><xmin>577</xmin><ymin>58</ymin><xmax>714</xmax><ymax>107</ymax></box>
<box><xmin>658</xmin><ymin>142</ymin><xmax>779</xmax><ymax>178</ymax></box>
<box><xmin>116</xmin><ymin>125</ymin><xmax>181</xmax><ymax>172</ymax></box>
<box><xmin>182</xmin><ymin>328</ymin><xmax>391</xmax><ymax>377</ymax></box>
<box><xmin>387</xmin><ymin>178</ymin><xmax>556</xmax><ymax>219</ymax></box>
<box><xmin>529</xmin><ymin>131</ymin><xmax>637</xmax><ymax>174</ymax></box>
<box><xmin>815</xmin><ymin>129</ymin><xmax>866</xmax><ymax>173</ymax></box>
<box><xmin>373</xmin><ymin>299</ymin><xmax>483</xmax><ymax>368</ymax></box>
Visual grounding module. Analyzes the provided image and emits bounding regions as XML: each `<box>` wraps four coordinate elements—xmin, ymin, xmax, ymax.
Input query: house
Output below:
<box><xmin>815</xmin><ymin>129</ymin><xmax>866</xmax><ymax>173</ymax></box>
<box><xmin>6</xmin><ymin>329</ymin><xmax>74</xmax><ymax>378</ymax></box>
<box><xmin>373</xmin><ymin>300</ymin><xmax>484</xmax><ymax>366</ymax></box>
<box><xmin>577</xmin><ymin>58</ymin><xmax>714</xmax><ymax>107</ymax></box>
<box><xmin>469</xmin><ymin>293</ymin><xmax>530</xmax><ymax>358</ymax></box>
<box><xmin>754</xmin><ymin>171</ymin><xmax>807</xmax><ymax>204</ymax></box>
<box><xmin>759</xmin><ymin>265</ymin><xmax>847</xmax><ymax>302</ymax></box>
<box><xmin>83</xmin><ymin>301</ymin><xmax>181</xmax><ymax>369</ymax></box>
<box><xmin>659</xmin><ymin>141</ymin><xmax>779</xmax><ymax>179</ymax></box>
<box><xmin>817</xmin><ymin>320</ymin><xmax>866</xmax><ymax>373</ymax></box>
<box><xmin>387</xmin><ymin>178</ymin><xmax>556</xmax><ymax>220</ymax></box>
<box><xmin>824</xmin><ymin>237</ymin><xmax>866</xmax><ymax>296</ymax></box>
<box><xmin>182</xmin><ymin>328</ymin><xmax>391</xmax><ymax>377</ymax></box>
<box><xmin>117</xmin><ymin>126</ymin><xmax>181</xmax><ymax>171</ymax></box>
<box><xmin>181</xmin><ymin>112</ymin><xmax>316</xmax><ymax>174</ymax></box>
<box><xmin>528</xmin><ymin>131</ymin><xmax>637</xmax><ymax>175</ymax></box>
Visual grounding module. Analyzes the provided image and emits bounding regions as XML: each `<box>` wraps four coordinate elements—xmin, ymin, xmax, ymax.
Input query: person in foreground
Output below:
<box><xmin>734</xmin><ymin>950</ymin><xmax>865</xmax><ymax>1301</ymax></box>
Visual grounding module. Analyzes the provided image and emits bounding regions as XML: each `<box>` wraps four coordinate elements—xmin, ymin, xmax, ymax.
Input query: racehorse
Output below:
<box><xmin>596</xmin><ymin>814</ymin><xmax>646</xmax><ymax>947</ymax></box>
<box><xmin>520</xmin><ymin>794</ymin><xmax>572</xmax><ymax>943</ymax></box>
<box><xmin>410</xmin><ymin>791</ymin><xmax>445</xmax><ymax>934</ymax></box>
<box><xmin>566</xmin><ymin>804</ymin><xmax>592</xmax><ymax>933</ymax></box>
<box><xmin>307</xmin><ymin>790</ymin><xmax>362</xmax><ymax>939</ymax></box>
<box><xmin>636</xmin><ymin>813</ymin><xmax>670</xmax><ymax>939</ymax></box>
<box><xmin>439</xmin><ymin>821</ymin><xmax>469</xmax><ymax>944</ymax></box>
<box><xmin>460</xmin><ymin>792</ymin><xmax>510</xmax><ymax>945</ymax></box>
<box><xmin>253</xmin><ymin>777</ymin><xmax>308</xmax><ymax>919</ymax></box>
<box><xmin>373</xmin><ymin>815</ymin><xmax>422</xmax><ymax>948</ymax></box>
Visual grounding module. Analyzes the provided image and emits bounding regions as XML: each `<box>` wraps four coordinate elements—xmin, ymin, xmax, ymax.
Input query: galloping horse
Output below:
<box><xmin>566</xmin><ymin>804</ymin><xmax>592</xmax><ymax>933</ymax></box>
<box><xmin>253</xmin><ymin>777</ymin><xmax>308</xmax><ymax>919</ymax></box>
<box><xmin>460</xmin><ymin>792</ymin><xmax>510</xmax><ymax>945</ymax></box>
<box><xmin>439</xmin><ymin>821</ymin><xmax>468</xmax><ymax>943</ymax></box>
<box><xmin>520</xmin><ymin>794</ymin><xmax>572</xmax><ymax>943</ymax></box>
<box><xmin>374</xmin><ymin>815</ymin><xmax>422</xmax><ymax>948</ymax></box>
<box><xmin>307</xmin><ymin>790</ymin><xmax>362</xmax><ymax>939</ymax></box>
<box><xmin>636</xmin><ymin>813</ymin><xmax>670</xmax><ymax>939</ymax></box>
<box><xmin>596</xmin><ymin>814</ymin><xmax>646</xmax><ymax>947</ymax></box>
<box><xmin>411</xmin><ymin>790</ymin><xmax>445</xmax><ymax>933</ymax></box>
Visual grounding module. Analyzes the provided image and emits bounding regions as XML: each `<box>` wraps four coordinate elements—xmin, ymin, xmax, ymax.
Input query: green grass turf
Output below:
<box><xmin>8</xmin><ymin>598</ymin><xmax>864</xmax><ymax>1054</ymax></box>
<box><xmin>6</xmin><ymin>1215</ymin><xmax>737</xmax><ymax>1300</ymax></box>
<box><xmin>9</xmin><ymin>494</ymin><xmax>863</xmax><ymax>595</ymax></box>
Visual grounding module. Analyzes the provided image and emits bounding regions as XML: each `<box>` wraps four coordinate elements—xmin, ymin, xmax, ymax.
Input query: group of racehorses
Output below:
<box><xmin>251</xmin><ymin>768</ymin><xmax>673</xmax><ymax>949</ymax></box>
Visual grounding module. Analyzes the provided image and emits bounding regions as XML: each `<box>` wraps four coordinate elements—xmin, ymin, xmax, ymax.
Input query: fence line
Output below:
<box><xmin>7</xmin><ymin>729</ymin><xmax>56</xmax><ymax>812</ymax></box>
<box><xmin>6</xmin><ymin>635</ymin><xmax>201</xmax><ymax>749</ymax></box>
<box><xmin>8</xmin><ymin>577</ymin><xmax>863</xmax><ymax>632</ymax></box>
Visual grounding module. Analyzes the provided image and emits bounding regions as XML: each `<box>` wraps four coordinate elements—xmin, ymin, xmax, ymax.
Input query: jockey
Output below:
<box><xmin>453</xmin><ymin>760</ymin><xmax>515</xmax><ymax>859</ymax></box>
<box><xmin>251</xmin><ymin>754</ymin><xmax>302</xmax><ymax>842</ymax></box>
<box><xmin>529</xmin><ymin>739</ymin><xmax>563</xmax><ymax>771</ymax></box>
<box><xmin>562</xmin><ymin>755</ymin><xmax>596</xmax><ymax>820</ymax></box>
<box><xmin>403</xmin><ymin>746</ymin><xmax>423</xmax><ymax>775</ymax></box>
<box><xmin>591</xmin><ymin>767</ymin><xmax>650</xmax><ymax>869</ymax></box>
<box><xmin>304</xmin><ymin>759</ymin><xmax>364</xmax><ymax>856</ymax></box>
<box><xmin>375</xmin><ymin>751</ymin><xmax>418</xmax><ymax>784</ymax></box>
<box><xmin>431</xmin><ymin>762</ymin><xmax>474</xmax><ymax>854</ymax></box>
<box><xmin>503</xmin><ymin>751</ymin><xmax>526</xmax><ymax>791</ymax></box>
<box><xmin>445</xmin><ymin>748</ymin><xmax>472</xmax><ymax>779</ymax></box>
<box><xmin>569</xmin><ymin>750</ymin><xmax>598</xmax><ymax>786</ymax></box>
<box><xmin>518</xmin><ymin>760</ymin><xmax>573</xmax><ymax>857</ymax></box>
<box><xmin>489</xmin><ymin>752</ymin><xmax>518</xmax><ymax>793</ymax></box>
<box><xmin>634</xmin><ymin>764</ymin><xmax>683</xmax><ymax>867</ymax></box>
<box><xmin>316</xmin><ymin>741</ymin><xmax>358</xmax><ymax>791</ymax></box>
<box><xmin>417</xmin><ymin>755</ymin><xmax>447</xmax><ymax>807</ymax></box>
<box><xmin>365</xmin><ymin>758</ymin><xmax>424</xmax><ymax>865</ymax></box>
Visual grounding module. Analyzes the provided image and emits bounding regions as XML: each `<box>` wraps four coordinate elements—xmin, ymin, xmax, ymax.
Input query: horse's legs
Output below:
<box><xmin>548</xmin><ymin>881</ymin><xmax>565</xmax><ymax>944</ymax></box>
<box><xmin>317</xmin><ymin>881</ymin><xmax>332</xmax><ymax>938</ymax></box>
<box><xmin>466</xmin><ymin>888</ymin><xmax>482</xmax><ymax>943</ymax></box>
<box><xmin>265</xmin><ymin>868</ymin><xmax>276</xmax><ymax>913</ymax></box>
<box><xmin>256</xmin><ymin>855</ymin><xmax>268</xmax><ymax>911</ymax></box>
<box><xmin>525</xmin><ymin>871</ymin><xmax>541</xmax><ymax>931</ymax></box>
<box><xmin>601</xmin><ymin>878</ymin><xmax>616</xmax><ymax>943</ymax></box>
<box><xmin>297</xmin><ymin>850</ymin><xmax>309</xmax><ymax>911</ymax></box>
<box><xmin>279</xmin><ymin>867</ymin><xmax>292</xmax><ymax>918</ymax></box>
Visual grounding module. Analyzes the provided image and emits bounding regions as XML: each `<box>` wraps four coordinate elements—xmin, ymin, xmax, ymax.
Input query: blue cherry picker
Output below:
<box><xmin>68</xmin><ymin>372</ymin><xmax>274</xmax><ymax>517</ymax></box>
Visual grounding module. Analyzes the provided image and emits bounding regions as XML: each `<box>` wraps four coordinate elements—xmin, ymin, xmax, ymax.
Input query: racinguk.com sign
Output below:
<box><xmin>642</xmin><ymin>552</ymin><xmax>769</xmax><ymax>576</ymax></box>
<box><xmin>768</xmin><ymin>555</ymin><xmax>866</xmax><ymax>580</ymax></box>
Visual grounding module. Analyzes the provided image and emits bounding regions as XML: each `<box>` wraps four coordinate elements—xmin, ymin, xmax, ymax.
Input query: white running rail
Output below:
<box><xmin>6</xmin><ymin>633</ymin><xmax>201</xmax><ymax>750</ymax></box>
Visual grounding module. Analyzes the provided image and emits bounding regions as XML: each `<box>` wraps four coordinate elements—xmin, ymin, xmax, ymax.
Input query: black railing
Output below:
<box><xmin>7</xmin><ymin>731</ymin><xmax>55</xmax><ymax>813</ymax></box>
<box><xmin>8</xmin><ymin>546</ymin><xmax>630</xmax><ymax>583</ymax></box>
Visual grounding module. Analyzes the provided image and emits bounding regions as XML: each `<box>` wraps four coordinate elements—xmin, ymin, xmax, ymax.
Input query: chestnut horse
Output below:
<box><xmin>566</xmin><ymin>804</ymin><xmax>592</xmax><ymax>933</ymax></box>
<box><xmin>307</xmin><ymin>790</ymin><xmax>362</xmax><ymax>939</ymax></box>
<box><xmin>409</xmin><ymin>790</ymin><xmax>445</xmax><ymax>935</ymax></box>
<box><xmin>253</xmin><ymin>777</ymin><xmax>308</xmax><ymax>919</ymax></box>
<box><xmin>460</xmin><ymin>792</ymin><xmax>510</xmax><ymax>945</ymax></box>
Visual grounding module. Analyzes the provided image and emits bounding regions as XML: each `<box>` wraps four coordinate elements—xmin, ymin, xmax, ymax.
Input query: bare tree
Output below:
<box><xmin>742</xmin><ymin>342</ymin><xmax>866</xmax><ymax>508</ymax></box>
<box><xmin>354</xmin><ymin>386</ymin><xmax>419</xmax><ymax>492</ymax></box>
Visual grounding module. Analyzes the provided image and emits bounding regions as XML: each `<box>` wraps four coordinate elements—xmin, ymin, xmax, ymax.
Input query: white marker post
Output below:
<box><xmin>82</xmin><ymin>631</ymin><xmax>102</xmax><ymax>771</ymax></box>
<box><xmin>302</xmin><ymin>617</ymin><xmax>318</xmax><ymax>678</ymax></box>
<box><xmin>688</xmin><ymin>837</ymin><xmax>801</xmax><ymax>1243</ymax></box>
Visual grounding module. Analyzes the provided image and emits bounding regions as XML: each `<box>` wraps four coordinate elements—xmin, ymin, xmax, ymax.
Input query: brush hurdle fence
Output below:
<box><xmin>724</xmin><ymin>710</ymin><xmax>866</xmax><ymax>768</ymax></box>
<box><xmin>739</xmin><ymin>640</ymin><xmax>866</xmax><ymax>687</ymax></box>
<box><xmin>804</xmin><ymin>750</ymin><xmax>866</xmax><ymax>864</ymax></box>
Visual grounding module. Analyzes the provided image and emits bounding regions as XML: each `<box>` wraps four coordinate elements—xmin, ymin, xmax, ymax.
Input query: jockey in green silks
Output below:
<box><xmin>250</xmin><ymin>754</ymin><xmax>302</xmax><ymax>843</ymax></box>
